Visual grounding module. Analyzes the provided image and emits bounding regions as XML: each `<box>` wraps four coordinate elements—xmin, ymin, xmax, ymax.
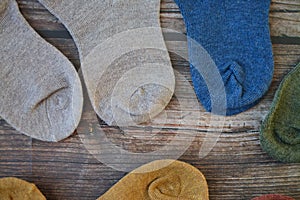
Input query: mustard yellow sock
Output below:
<box><xmin>97</xmin><ymin>160</ymin><xmax>209</xmax><ymax>200</ymax></box>
<box><xmin>0</xmin><ymin>177</ymin><xmax>46</xmax><ymax>200</ymax></box>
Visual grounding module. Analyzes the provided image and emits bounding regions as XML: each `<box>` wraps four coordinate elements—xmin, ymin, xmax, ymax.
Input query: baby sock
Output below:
<box><xmin>97</xmin><ymin>160</ymin><xmax>209</xmax><ymax>200</ymax></box>
<box><xmin>38</xmin><ymin>0</ymin><xmax>175</xmax><ymax>125</ymax></box>
<box><xmin>0</xmin><ymin>177</ymin><xmax>46</xmax><ymax>200</ymax></box>
<box><xmin>260</xmin><ymin>63</ymin><xmax>300</xmax><ymax>163</ymax></box>
<box><xmin>174</xmin><ymin>0</ymin><xmax>274</xmax><ymax>115</ymax></box>
<box><xmin>252</xmin><ymin>194</ymin><xmax>295</xmax><ymax>200</ymax></box>
<box><xmin>0</xmin><ymin>0</ymin><xmax>83</xmax><ymax>142</ymax></box>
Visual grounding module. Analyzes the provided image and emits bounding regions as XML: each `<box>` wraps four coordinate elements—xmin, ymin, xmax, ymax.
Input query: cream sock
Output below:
<box><xmin>37</xmin><ymin>0</ymin><xmax>175</xmax><ymax>125</ymax></box>
<box><xmin>0</xmin><ymin>0</ymin><xmax>83</xmax><ymax>142</ymax></box>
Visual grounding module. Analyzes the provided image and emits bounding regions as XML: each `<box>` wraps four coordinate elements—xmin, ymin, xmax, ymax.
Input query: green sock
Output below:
<box><xmin>260</xmin><ymin>63</ymin><xmax>300</xmax><ymax>163</ymax></box>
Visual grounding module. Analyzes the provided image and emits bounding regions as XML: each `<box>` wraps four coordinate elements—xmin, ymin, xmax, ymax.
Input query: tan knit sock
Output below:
<box><xmin>37</xmin><ymin>0</ymin><xmax>175</xmax><ymax>126</ymax></box>
<box><xmin>0</xmin><ymin>0</ymin><xmax>83</xmax><ymax>142</ymax></box>
<box><xmin>97</xmin><ymin>160</ymin><xmax>209</xmax><ymax>200</ymax></box>
<box><xmin>0</xmin><ymin>177</ymin><xmax>46</xmax><ymax>200</ymax></box>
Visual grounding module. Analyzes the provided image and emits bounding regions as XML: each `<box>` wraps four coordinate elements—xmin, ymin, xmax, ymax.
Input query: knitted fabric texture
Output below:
<box><xmin>174</xmin><ymin>0</ymin><xmax>274</xmax><ymax>115</ymax></box>
<box><xmin>38</xmin><ymin>0</ymin><xmax>175</xmax><ymax>126</ymax></box>
<box><xmin>260</xmin><ymin>63</ymin><xmax>300</xmax><ymax>163</ymax></box>
<box><xmin>0</xmin><ymin>0</ymin><xmax>83</xmax><ymax>142</ymax></box>
<box><xmin>0</xmin><ymin>177</ymin><xmax>46</xmax><ymax>200</ymax></box>
<box><xmin>97</xmin><ymin>160</ymin><xmax>209</xmax><ymax>200</ymax></box>
<box><xmin>252</xmin><ymin>194</ymin><xmax>295</xmax><ymax>200</ymax></box>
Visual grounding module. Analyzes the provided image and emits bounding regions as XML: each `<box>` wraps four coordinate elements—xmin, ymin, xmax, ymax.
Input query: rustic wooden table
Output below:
<box><xmin>0</xmin><ymin>0</ymin><xmax>299</xmax><ymax>199</ymax></box>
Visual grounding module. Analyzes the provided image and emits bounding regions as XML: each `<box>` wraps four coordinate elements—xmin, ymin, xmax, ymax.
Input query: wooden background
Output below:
<box><xmin>1</xmin><ymin>0</ymin><xmax>300</xmax><ymax>199</ymax></box>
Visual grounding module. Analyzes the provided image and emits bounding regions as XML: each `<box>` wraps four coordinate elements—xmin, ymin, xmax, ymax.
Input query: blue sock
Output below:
<box><xmin>174</xmin><ymin>0</ymin><xmax>274</xmax><ymax>115</ymax></box>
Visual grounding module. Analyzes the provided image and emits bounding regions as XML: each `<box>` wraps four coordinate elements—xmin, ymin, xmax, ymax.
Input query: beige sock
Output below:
<box><xmin>0</xmin><ymin>0</ymin><xmax>83</xmax><ymax>142</ymax></box>
<box><xmin>97</xmin><ymin>160</ymin><xmax>209</xmax><ymax>200</ymax></box>
<box><xmin>37</xmin><ymin>0</ymin><xmax>175</xmax><ymax>126</ymax></box>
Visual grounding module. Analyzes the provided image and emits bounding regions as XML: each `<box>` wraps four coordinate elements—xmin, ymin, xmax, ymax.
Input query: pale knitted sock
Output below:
<box><xmin>38</xmin><ymin>0</ymin><xmax>175</xmax><ymax>126</ymax></box>
<box><xmin>0</xmin><ymin>0</ymin><xmax>83</xmax><ymax>142</ymax></box>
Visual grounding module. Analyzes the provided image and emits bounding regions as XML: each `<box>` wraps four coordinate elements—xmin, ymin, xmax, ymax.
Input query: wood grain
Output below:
<box><xmin>1</xmin><ymin>0</ymin><xmax>300</xmax><ymax>199</ymax></box>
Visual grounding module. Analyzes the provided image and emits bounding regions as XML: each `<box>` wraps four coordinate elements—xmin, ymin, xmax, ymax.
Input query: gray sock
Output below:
<box><xmin>0</xmin><ymin>0</ymin><xmax>83</xmax><ymax>142</ymax></box>
<box><xmin>38</xmin><ymin>0</ymin><xmax>175</xmax><ymax>126</ymax></box>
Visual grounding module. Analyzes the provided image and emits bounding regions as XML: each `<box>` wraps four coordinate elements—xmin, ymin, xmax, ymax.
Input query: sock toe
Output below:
<box><xmin>191</xmin><ymin>60</ymin><xmax>269</xmax><ymax>116</ymax></box>
<box><xmin>219</xmin><ymin>60</ymin><xmax>245</xmax><ymax>107</ymax></box>
<box><xmin>107</xmin><ymin>64</ymin><xmax>175</xmax><ymax>126</ymax></box>
<box><xmin>38</xmin><ymin>0</ymin><xmax>175</xmax><ymax>126</ymax></box>
<box><xmin>97</xmin><ymin>160</ymin><xmax>209</xmax><ymax>200</ymax></box>
<box><xmin>148</xmin><ymin>174</ymin><xmax>181</xmax><ymax>199</ymax></box>
<box><xmin>175</xmin><ymin>0</ymin><xmax>273</xmax><ymax>116</ymax></box>
<box><xmin>0</xmin><ymin>0</ymin><xmax>83</xmax><ymax>142</ymax></box>
<box><xmin>128</xmin><ymin>83</ymin><xmax>173</xmax><ymax>122</ymax></box>
<box><xmin>21</xmin><ymin>72</ymin><xmax>83</xmax><ymax>142</ymax></box>
<box><xmin>275</xmin><ymin>125</ymin><xmax>300</xmax><ymax>145</ymax></box>
<box><xmin>43</xmin><ymin>77</ymin><xmax>83</xmax><ymax>142</ymax></box>
<box><xmin>260</xmin><ymin>63</ymin><xmax>300</xmax><ymax>163</ymax></box>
